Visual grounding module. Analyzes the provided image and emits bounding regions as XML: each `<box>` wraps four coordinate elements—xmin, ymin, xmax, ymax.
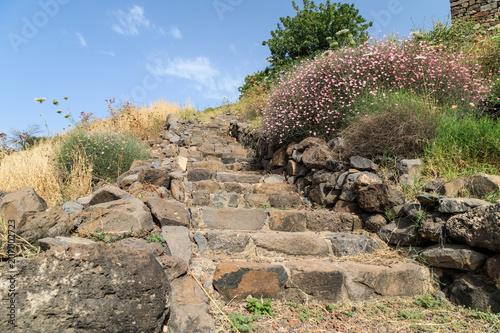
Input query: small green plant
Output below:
<box><xmin>470</xmin><ymin>309</ymin><xmax>500</xmax><ymax>328</ymax></box>
<box><xmin>412</xmin><ymin>206</ymin><xmax>428</xmax><ymax>228</ymax></box>
<box><xmin>228</xmin><ymin>314</ymin><xmax>258</xmax><ymax>332</ymax></box>
<box><xmin>324</xmin><ymin>303</ymin><xmax>338</xmax><ymax>312</ymax></box>
<box><xmin>383</xmin><ymin>208</ymin><xmax>397</xmax><ymax>222</ymax></box>
<box><xmin>484</xmin><ymin>190</ymin><xmax>500</xmax><ymax>203</ymax></box>
<box><xmin>259</xmin><ymin>204</ymin><xmax>271</xmax><ymax>210</ymax></box>
<box><xmin>296</xmin><ymin>305</ymin><xmax>312</xmax><ymax>322</ymax></box>
<box><xmin>90</xmin><ymin>231</ymin><xmax>109</xmax><ymax>243</ymax></box>
<box><xmin>146</xmin><ymin>234</ymin><xmax>167</xmax><ymax>246</ymax></box>
<box><xmin>415</xmin><ymin>294</ymin><xmax>444</xmax><ymax>309</ymax></box>
<box><xmin>396</xmin><ymin>309</ymin><xmax>425</xmax><ymax>320</ymax></box>
<box><xmin>245</xmin><ymin>297</ymin><xmax>275</xmax><ymax>317</ymax></box>
<box><xmin>377</xmin><ymin>304</ymin><xmax>388</xmax><ymax>313</ymax></box>
<box><xmin>286</xmin><ymin>300</ymin><xmax>298</xmax><ymax>308</ymax></box>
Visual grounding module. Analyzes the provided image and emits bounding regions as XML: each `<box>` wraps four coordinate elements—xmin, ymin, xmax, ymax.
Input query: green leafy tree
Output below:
<box><xmin>262</xmin><ymin>0</ymin><xmax>372</xmax><ymax>71</ymax></box>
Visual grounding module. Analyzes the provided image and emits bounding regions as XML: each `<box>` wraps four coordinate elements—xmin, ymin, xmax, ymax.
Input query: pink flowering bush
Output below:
<box><xmin>262</xmin><ymin>38</ymin><xmax>493</xmax><ymax>145</ymax></box>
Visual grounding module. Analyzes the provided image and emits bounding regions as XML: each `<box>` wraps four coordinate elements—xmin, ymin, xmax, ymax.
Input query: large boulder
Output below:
<box><xmin>0</xmin><ymin>243</ymin><xmax>169</xmax><ymax>332</ymax></box>
<box><xmin>0</xmin><ymin>187</ymin><xmax>47</xmax><ymax>228</ymax></box>
<box><xmin>77</xmin><ymin>198</ymin><xmax>156</xmax><ymax>234</ymax></box>
<box><xmin>446</xmin><ymin>203</ymin><xmax>500</xmax><ymax>251</ymax></box>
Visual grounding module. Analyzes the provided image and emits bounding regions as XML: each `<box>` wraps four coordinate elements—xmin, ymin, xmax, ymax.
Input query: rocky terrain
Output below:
<box><xmin>0</xmin><ymin>112</ymin><xmax>499</xmax><ymax>332</ymax></box>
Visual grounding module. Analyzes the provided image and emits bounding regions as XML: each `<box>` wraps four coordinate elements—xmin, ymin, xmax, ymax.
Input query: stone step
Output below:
<box><xmin>188</xmin><ymin>207</ymin><xmax>362</xmax><ymax>232</ymax></box>
<box><xmin>188</xmin><ymin>161</ymin><xmax>259</xmax><ymax>172</ymax></box>
<box><xmin>192</xmin><ymin>230</ymin><xmax>384</xmax><ymax>259</ymax></box>
<box><xmin>209</xmin><ymin>259</ymin><xmax>432</xmax><ymax>303</ymax></box>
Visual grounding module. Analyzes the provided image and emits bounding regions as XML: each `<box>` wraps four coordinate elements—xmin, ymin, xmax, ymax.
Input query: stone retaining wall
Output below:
<box><xmin>450</xmin><ymin>0</ymin><xmax>500</xmax><ymax>28</ymax></box>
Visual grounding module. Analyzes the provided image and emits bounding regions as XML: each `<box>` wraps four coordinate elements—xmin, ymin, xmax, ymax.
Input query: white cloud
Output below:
<box><xmin>100</xmin><ymin>50</ymin><xmax>116</xmax><ymax>57</ymax></box>
<box><xmin>111</xmin><ymin>5</ymin><xmax>151</xmax><ymax>36</ymax></box>
<box><xmin>148</xmin><ymin>55</ymin><xmax>241</xmax><ymax>100</ymax></box>
<box><xmin>170</xmin><ymin>26</ymin><xmax>182</xmax><ymax>39</ymax></box>
<box><xmin>229</xmin><ymin>44</ymin><xmax>237</xmax><ymax>55</ymax></box>
<box><xmin>75</xmin><ymin>32</ymin><xmax>87</xmax><ymax>47</ymax></box>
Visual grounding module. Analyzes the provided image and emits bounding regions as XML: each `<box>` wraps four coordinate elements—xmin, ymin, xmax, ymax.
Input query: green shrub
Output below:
<box><xmin>57</xmin><ymin>129</ymin><xmax>149</xmax><ymax>184</ymax></box>
<box><xmin>410</xmin><ymin>17</ymin><xmax>477</xmax><ymax>50</ymax></box>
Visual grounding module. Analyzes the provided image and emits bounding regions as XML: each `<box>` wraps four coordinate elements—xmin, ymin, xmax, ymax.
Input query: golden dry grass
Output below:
<box><xmin>0</xmin><ymin>139</ymin><xmax>92</xmax><ymax>206</ymax></box>
<box><xmin>84</xmin><ymin>98</ymin><xmax>194</xmax><ymax>140</ymax></box>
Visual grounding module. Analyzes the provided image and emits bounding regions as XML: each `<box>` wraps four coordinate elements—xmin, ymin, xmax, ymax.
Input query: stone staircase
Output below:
<box><xmin>2</xmin><ymin>111</ymin><xmax>498</xmax><ymax>332</ymax></box>
<box><xmin>146</xmin><ymin>113</ymin><xmax>433</xmax><ymax>331</ymax></box>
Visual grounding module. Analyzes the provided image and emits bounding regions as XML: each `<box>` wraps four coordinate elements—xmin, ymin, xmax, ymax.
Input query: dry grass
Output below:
<box><xmin>83</xmin><ymin>98</ymin><xmax>194</xmax><ymax>140</ymax></box>
<box><xmin>0</xmin><ymin>139</ymin><xmax>91</xmax><ymax>206</ymax></box>
<box><xmin>0</xmin><ymin>218</ymin><xmax>39</xmax><ymax>259</ymax></box>
<box><xmin>213</xmin><ymin>295</ymin><xmax>500</xmax><ymax>332</ymax></box>
<box><xmin>342</xmin><ymin>95</ymin><xmax>439</xmax><ymax>159</ymax></box>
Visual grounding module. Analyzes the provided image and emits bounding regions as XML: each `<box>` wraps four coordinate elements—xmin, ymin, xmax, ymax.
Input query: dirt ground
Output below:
<box><xmin>211</xmin><ymin>295</ymin><xmax>500</xmax><ymax>333</ymax></box>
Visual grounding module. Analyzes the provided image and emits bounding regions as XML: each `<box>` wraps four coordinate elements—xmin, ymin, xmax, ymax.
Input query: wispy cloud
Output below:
<box><xmin>229</xmin><ymin>44</ymin><xmax>237</xmax><ymax>55</ymax></box>
<box><xmin>100</xmin><ymin>50</ymin><xmax>116</xmax><ymax>57</ymax></box>
<box><xmin>76</xmin><ymin>32</ymin><xmax>87</xmax><ymax>47</ymax></box>
<box><xmin>147</xmin><ymin>55</ymin><xmax>240</xmax><ymax>100</ymax></box>
<box><xmin>170</xmin><ymin>26</ymin><xmax>182</xmax><ymax>39</ymax></box>
<box><xmin>111</xmin><ymin>5</ymin><xmax>151</xmax><ymax>36</ymax></box>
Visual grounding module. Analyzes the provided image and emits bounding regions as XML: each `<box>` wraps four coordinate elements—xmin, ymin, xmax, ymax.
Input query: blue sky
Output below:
<box><xmin>0</xmin><ymin>0</ymin><xmax>451</xmax><ymax>137</ymax></box>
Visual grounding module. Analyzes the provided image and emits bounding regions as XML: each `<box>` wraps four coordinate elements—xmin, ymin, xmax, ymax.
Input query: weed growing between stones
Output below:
<box><xmin>75</xmin><ymin>224</ymin><xmax>153</xmax><ymax>244</ymax></box>
<box><xmin>0</xmin><ymin>217</ymin><xmax>39</xmax><ymax>259</ymax></box>
<box><xmin>146</xmin><ymin>234</ymin><xmax>167</xmax><ymax>246</ymax></box>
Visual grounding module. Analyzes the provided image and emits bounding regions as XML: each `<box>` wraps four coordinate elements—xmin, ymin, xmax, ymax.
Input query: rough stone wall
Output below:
<box><xmin>450</xmin><ymin>0</ymin><xmax>500</xmax><ymax>28</ymax></box>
